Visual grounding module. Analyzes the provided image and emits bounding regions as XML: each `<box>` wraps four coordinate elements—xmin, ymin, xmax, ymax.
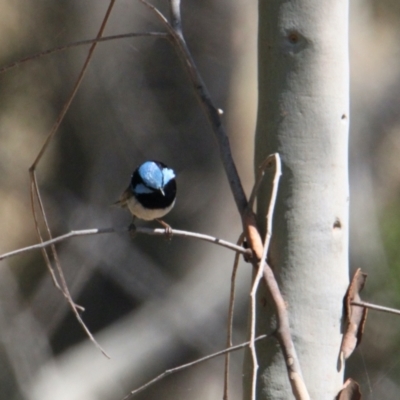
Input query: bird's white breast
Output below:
<box><xmin>127</xmin><ymin>196</ymin><xmax>176</xmax><ymax>220</ymax></box>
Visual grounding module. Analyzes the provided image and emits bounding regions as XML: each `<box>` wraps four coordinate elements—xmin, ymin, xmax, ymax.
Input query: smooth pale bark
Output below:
<box><xmin>244</xmin><ymin>1</ymin><xmax>349</xmax><ymax>399</ymax></box>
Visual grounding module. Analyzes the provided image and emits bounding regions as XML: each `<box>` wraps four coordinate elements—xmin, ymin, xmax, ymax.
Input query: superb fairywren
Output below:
<box><xmin>116</xmin><ymin>161</ymin><xmax>177</xmax><ymax>225</ymax></box>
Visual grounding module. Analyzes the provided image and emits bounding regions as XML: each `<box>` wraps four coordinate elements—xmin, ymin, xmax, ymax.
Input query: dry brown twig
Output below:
<box><xmin>222</xmin><ymin>155</ymin><xmax>283</xmax><ymax>400</ymax></box>
<box><xmin>252</xmin><ymin>155</ymin><xmax>310</xmax><ymax>399</ymax></box>
<box><xmin>249</xmin><ymin>153</ymin><xmax>282</xmax><ymax>400</ymax></box>
<box><xmin>123</xmin><ymin>334</ymin><xmax>269</xmax><ymax>400</ymax></box>
<box><xmin>351</xmin><ymin>301</ymin><xmax>400</xmax><ymax>316</ymax></box>
<box><xmin>262</xmin><ymin>266</ymin><xmax>311</xmax><ymax>399</ymax></box>
<box><xmin>27</xmin><ymin>0</ymin><xmax>118</xmax><ymax>358</ymax></box>
<box><xmin>223</xmin><ymin>233</ymin><xmax>245</xmax><ymax>400</ymax></box>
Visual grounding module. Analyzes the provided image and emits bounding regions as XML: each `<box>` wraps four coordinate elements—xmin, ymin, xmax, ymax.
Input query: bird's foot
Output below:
<box><xmin>156</xmin><ymin>219</ymin><xmax>173</xmax><ymax>240</ymax></box>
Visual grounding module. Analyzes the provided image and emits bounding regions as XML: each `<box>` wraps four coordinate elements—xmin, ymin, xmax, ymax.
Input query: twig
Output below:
<box><xmin>0</xmin><ymin>227</ymin><xmax>250</xmax><ymax>262</ymax></box>
<box><xmin>263</xmin><ymin>264</ymin><xmax>310</xmax><ymax>399</ymax></box>
<box><xmin>249</xmin><ymin>153</ymin><xmax>281</xmax><ymax>400</ymax></box>
<box><xmin>30</xmin><ymin>1</ymin><xmax>115</xmax><ymax>170</ymax></box>
<box><xmin>351</xmin><ymin>301</ymin><xmax>400</xmax><ymax>316</ymax></box>
<box><xmin>28</xmin><ymin>0</ymin><xmax>117</xmax><ymax>359</ymax></box>
<box><xmin>123</xmin><ymin>334</ymin><xmax>269</xmax><ymax>400</ymax></box>
<box><xmin>0</xmin><ymin>32</ymin><xmax>168</xmax><ymax>75</ymax></box>
<box><xmin>259</xmin><ymin>158</ymin><xmax>309</xmax><ymax>399</ymax></box>
<box><xmin>139</xmin><ymin>0</ymin><xmax>248</xmax><ymax>216</ymax></box>
<box><xmin>222</xmin><ymin>155</ymin><xmax>275</xmax><ymax>399</ymax></box>
<box><xmin>223</xmin><ymin>233</ymin><xmax>245</xmax><ymax>400</ymax></box>
<box><xmin>248</xmin><ymin>154</ymin><xmax>277</xmax><ymax>212</ymax></box>
<box><xmin>29</xmin><ymin>177</ymin><xmax>62</xmax><ymax>291</ymax></box>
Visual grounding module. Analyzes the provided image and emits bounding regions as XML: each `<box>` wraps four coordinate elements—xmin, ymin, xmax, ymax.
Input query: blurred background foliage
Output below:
<box><xmin>0</xmin><ymin>0</ymin><xmax>399</xmax><ymax>399</ymax></box>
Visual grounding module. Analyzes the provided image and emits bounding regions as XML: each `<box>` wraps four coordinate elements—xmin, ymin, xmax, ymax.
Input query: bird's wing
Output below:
<box><xmin>112</xmin><ymin>186</ymin><xmax>131</xmax><ymax>208</ymax></box>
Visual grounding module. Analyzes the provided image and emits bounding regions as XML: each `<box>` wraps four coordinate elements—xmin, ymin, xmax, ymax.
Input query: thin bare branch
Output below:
<box><xmin>0</xmin><ymin>32</ymin><xmax>167</xmax><ymax>75</ymax></box>
<box><xmin>30</xmin><ymin>1</ymin><xmax>116</xmax><ymax>170</ymax></box>
<box><xmin>28</xmin><ymin>0</ymin><xmax>117</xmax><ymax>359</ymax></box>
<box><xmin>123</xmin><ymin>334</ymin><xmax>269</xmax><ymax>400</ymax></box>
<box><xmin>139</xmin><ymin>0</ymin><xmax>248</xmax><ymax>215</ymax></box>
<box><xmin>223</xmin><ymin>233</ymin><xmax>245</xmax><ymax>400</ymax></box>
<box><xmin>30</xmin><ymin>172</ymin><xmax>84</xmax><ymax>315</ymax></box>
<box><xmin>263</xmin><ymin>263</ymin><xmax>310</xmax><ymax>400</ymax></box>
<box><xmin>248</xmin><ymin>154</ymin><xmax>277</xmax><ymax>212</ymax></box>
<box><xmin>257</xmin><ymin>155</ymin><xmax>309</xmax><ymax>399</ymax></box>
<box><xmin>29</xmin><ymin>176</ymin><xmax>62</xmax><ymax>291</ymax></box>
<box><xmin>0</xmin><ymin>227</ymin><xmax>250</xmax><ymax>262</ymax></box>
<box><xmin>249</xmin><ymin>153</ymin><xmax>282</xmax><ymax>400</ymax></box>
<box><xmin>223</xmin><ymin>154</ymin><xmax>277</xmax><ymax>400</ymax></box>
<box><xmin>352</xmin><ymin>301</ymin><xmax>400</xmax><ymax>316</ymax></box>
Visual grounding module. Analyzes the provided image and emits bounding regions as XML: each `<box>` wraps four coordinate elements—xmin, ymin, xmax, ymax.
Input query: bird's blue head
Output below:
<box><xmin>137</xmin><ymin>161</ymin><xmax>175</xmax><ymax>191</ymax></box>
<box><xmin>132</xmin><ymin>161</ymin><xmax>176</xmax><ymax>198</ymax></box>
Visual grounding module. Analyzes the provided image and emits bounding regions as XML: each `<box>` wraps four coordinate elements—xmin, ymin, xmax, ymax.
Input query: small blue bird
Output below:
<box><xmin>116</xmin><ymin>161</ymin><xmax>177</xmax><ymax>226</ymax></box>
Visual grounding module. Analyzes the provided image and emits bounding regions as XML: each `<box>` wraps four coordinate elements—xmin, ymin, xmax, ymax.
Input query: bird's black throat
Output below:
<box><xmin>132</xmin><ymin>177</ymin><xmax>176</xmax><ymax>210</ymax></box>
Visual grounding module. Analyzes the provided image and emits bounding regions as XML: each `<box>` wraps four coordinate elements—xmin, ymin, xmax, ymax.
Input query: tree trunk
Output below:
<box><xmin>244</xmin><ymin>1</ymin><xmax>350</xmax><ymax>399</ymax></box>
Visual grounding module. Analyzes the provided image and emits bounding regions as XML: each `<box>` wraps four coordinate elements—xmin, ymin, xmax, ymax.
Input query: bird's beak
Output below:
<box><xmin>160</xmin><ymin>188</ymin><xmax>165</xmax><ymax>196</ymax></box>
